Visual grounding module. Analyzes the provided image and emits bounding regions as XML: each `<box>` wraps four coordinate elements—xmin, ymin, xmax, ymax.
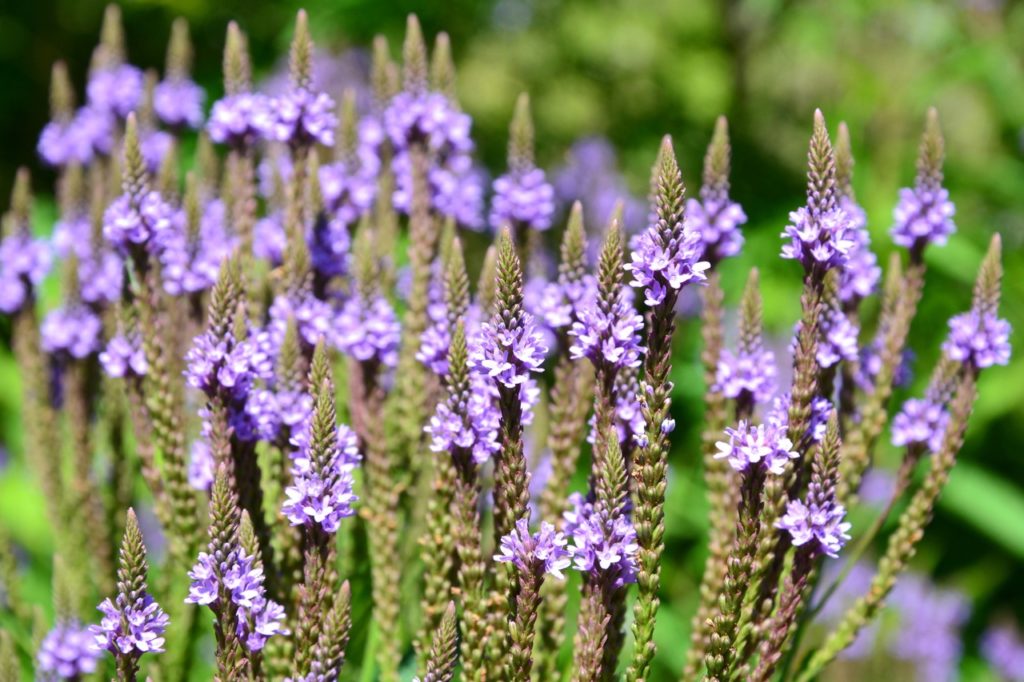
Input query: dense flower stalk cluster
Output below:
<box><xmin>0</xmin><ymin>11</ymin><xmax>1011</xmax><ymax>682</ymax></box>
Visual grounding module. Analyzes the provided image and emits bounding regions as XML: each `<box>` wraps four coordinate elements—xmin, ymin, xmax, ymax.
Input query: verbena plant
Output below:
<box><xmin>0</xmin><ymin>6</ymin><xmax>1011</xmax><ymax>682</ymax></box>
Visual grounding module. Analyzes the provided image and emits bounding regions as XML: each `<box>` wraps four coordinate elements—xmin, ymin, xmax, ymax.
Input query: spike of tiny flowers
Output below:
<box><xmin>489</xmin><ymin>93</ymin><xmax>556</xmax><ymax>235</ymax></box>
<box><xmin>781</xmin><ymin>110</ymin><xmax>857</xmax><ymax>278</ymax></box>
<box><xmin>834</xmin><ymin>122</ymin><xmax>881</xmax><ymax>304</ymax></box>
<box><xmin>891</xmin><ymin>108</ymin><xmax>955</xmax><ymax>261</ymax></box>
<box><xmin>155</xmin><ymin>18</ymin><xmax>205</xmax><ymax>131</ymax></box>
<box><xmin>495</xmin><ymin>517</ymin><xmax>571</xmax><ymax>682</ymax></box>
<box><xmin>626</xmin><ymin>136</ymin><xmax>706</xmax><ymax>682</ymax></box>
<box><xmin>91</xmin><ymin>510</ymin><xmax>169</xmax><ymax>682</ymax></box>
<box><xmin>38</xmin><ymin>621</ymin><xmax>101</xmax><ymax>678</ymax></box>
<box><xmin>688</xmin><ymin>116</ymin><xmax>747</xmax><ymax>265</ymax></box>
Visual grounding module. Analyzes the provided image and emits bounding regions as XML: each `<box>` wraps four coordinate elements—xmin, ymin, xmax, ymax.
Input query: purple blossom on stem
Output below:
<box><xmin>892</xmin><ymin>399</ymin><xmax>949</xmax><ymax>453</ymax></box>
<box><xmin>837</xmin><ymin>198</ymin><xmax>880</xmax><ymax>302</ymax></box>
<box><xmin>161</xmin><ymin>200</ymin><xmax>233</xmax><ymax>296</ymax></box>
<box><xmin>41</xmin><ymin>306</ymin><xmax>103</xmax><ymax>360</ymax></box>
<box><xmin>87</xmin><ymin>65</ymin><xmax>144</xmax><ymax>119</ymax></box>
<box><xmin>470</xmin><ymin>314</ymin><xmax>548</xmax><ymax>389</ymax></box>
<box><xmin>815</xmin><ymin>307</ymin><xmax>859</xmax><ymax>369</ymax></box>
<box><xmin>319</xmin><ymin>160</ymin><xmax>378</xmax><ymax>228</ymax></box>
<box><xmin>37</xmin><ymin>621</ymin><xmax>102</xmax><ymax>678</ymax></box>
<box><xmin>281</xmin><ymin>466</ymin><xmax>358</xmax><ymax>533</ymax></box>
<box><xmin>288</xmin><ymin>420</ymin><xmax>361</xmax><ymax>475</ymax></box>
<box><xmin>625</xmin><ymin>221</ymin><xmax>709</xmax><ymax>307</ymax></box>
<box><xmin>891</xmin><ymin>186</ymin><xmax>955</xmax><ymax>253</ymax></box>
<box><xmin>207</xmin><ymin>93</ymin><xmax>271</xmax><ymax>147</ymax></box>
<box><xmin>942</xmin><ymin>309</ymin><xmax>1012</xmax><ymax>369</ymax></box>
<box><xmin>775</xmin><ymin>496</ymin><xmax>851</xmax><ymax>558</ymax></box>
<box><xmin>563</xmin><ymin>493</ymin><xmax>639</xmax><ymax>588</ymax></box>
<box><xmin>254</xmin><ymin>212</ymin><xmax>287</xmax><ymax>266</ymax></box>
<box><xmin>0</xmin><ymin>232</ymin><xmax>52</xmax><ymax>314</ymax></box>
<box><xmin>38</xmin><ymin>106</ymin><xmax>116</xmax><ymax>167</ymax></box>
<box><xmin>425</xmin><ymin>373</ymin><xmax>502</xmax><ymax>465</ymax></box>
<box><xmin>383</xmin><ymin>91</ymin><xmax>472</xmax><ymax>156</ymax></box>
<box><xmin>187</xmin><ymin>438</ymin><xmax>214</xmax><ymax>491</ymax></box>
<box><xmin>100</xmin><ymin>333</ymin><xmax>148</xmax><ymax>379</ymax></box>
<box><xmin>568</xmin><ymin>288</ymin><xmax>645</xmax><ymax>370</ymax></box>
<box><xmin>184</xmin><ymin>332</ymin><xmax>263</xmax><ymax>401</ymax></box>
<box><xmin>490</xmin><ymin>167</ymin><xmax>556</xmax><ymax>232</ymax></box>
<box><xmin>103</xmin><ymin>192</ymin><xmax>178</xmax><ymax>256</ymax></box>
<box><xmin>495</xmin><ymin>517</ymin><xmax>572</xmax><ymax>579</ymax></box>
<box><xmin>715</xmin><ymin>420</ymin><xmax>798</xmax><ymax>475</ymax></box>
<box><xmin>780</xmin><ymin>206</ymin><xmax>857</xmax><ymax>274</ymax></box>
<box><xmin>91</xmin><ymin>594</ymin><xmax>169</xmax><ymax>656</ymax></box>
<box><xmin>185</xmin><ymin>549</ymin><xmax>288</xmax><ymax>651</ymax></box>
<box><xmin>687</xmin><ymin>195</ymin><xmax>746</xmax><ymax>262</ymax></box>
<box><xmin>335</xmin><ymin>294</ymin><xmax>401</xmax><ymax>367</ymax></box>
<box><xmin>154</xmin><ymin>79</ymin><xmax>205</xmax><ymax>129</ymax></box>
<box><xmin>713</xmin><ymin>347</ymin><xmax>777</xmax><ymax>404</ymax></box>
<box><xmin>266</xmin><ymin>88</ymin><xmax>337</xmax><ymax>147</ymax></box>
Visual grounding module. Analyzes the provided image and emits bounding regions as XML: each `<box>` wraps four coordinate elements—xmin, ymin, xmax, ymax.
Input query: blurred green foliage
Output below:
<box><xmin>1</xmin><ymin>0</ymin><xmax>1022</xmax><ymax>679</ymax></box>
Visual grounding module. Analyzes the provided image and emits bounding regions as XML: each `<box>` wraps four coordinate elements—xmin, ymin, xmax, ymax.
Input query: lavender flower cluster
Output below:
<box><xmin>0</xmin><ymin>9</ymin><xmax>1012</xmax><ymax>682</ymax></box>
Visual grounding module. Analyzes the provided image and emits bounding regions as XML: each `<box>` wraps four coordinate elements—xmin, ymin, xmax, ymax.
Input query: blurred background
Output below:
<box><xmin>1</xmin><ymin>0</ymin><xmax>1022</xmax><ymax>679</ymax></box>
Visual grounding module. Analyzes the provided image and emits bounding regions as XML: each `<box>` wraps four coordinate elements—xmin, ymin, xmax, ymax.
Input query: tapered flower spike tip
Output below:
<box><xmin>739</xmin><ymin>267</ymin><xmax>763</xmax><ymax>352</ymax></box>
<box><xmin>597</xmin><ymin>206</ymin><xmax>624</xmax><ymax>293</ymax></box>
<box><xmin>238</xmin><ymin>509</ymin><xmax>259</xmax><ymax>559</ymax></box>
<box><xmin>100</xmin><ymin>4</ymin><xmax>126</xmax><ymax>64</ymax></box>
<box><xmin>165</xmin><ymin>17</ymin><xmax>193</xmax><ymax>80</ymax></box>
<box><xmin>336</xmin><ymin>88</ymin><xmax>359</xmax><ymax>160</ymax></box>
<box><xmin>122</xmin><ymin>113</ymin><xmax>147</xmax><ymax>198</ymax></box>
<box><xmin>8</xmin><ymin>167</ymin><xmax>32</xmax><ymax>235</ymax></box>
<box><xmin>477</xmin><ymin>244</ymin><xmax>499</xmax><ymax>316</ymax></box>
<box><xmin>352</xmin><ymin>218</ymin><xmax>377</xmax><ymax>297</ymax></box>
<box><xmin>835</xmin><ymin>121</ymin><xmax>855</xmax><ymax>200</ymax></box>
<box><xmin>118</xmin><ymin>508</ymin><xmax>147</xmax><ymax>601</ymax></box>
<box><xmin>371</xmin><ymin>35</ymin><xmax>395</xmax><ymax>105</ymax></box>
<box><xmin>918</xmin><ymin>107</ymin><xmax>945</xmax><ymax>190</ymax></box>
<box><xmin>209</xmin><ymin>462</ymin><xmax>240</xmax><ymax>553</ymax></box>
<box><xmin>309</xmin><ymin>337</ymin><xmax>332</xmax><ymax>400</ymax></box>
<box><xmin>808</xmin><ymin>108</ymin><xmax>837</xmax><ymax>215</ymax></box>
<box><xmin>655</xmin><ymin>134</ymin><xmax>686</xmax><ymax>234</ymax></box>
<box><xmin>430</xmin><ymin>32</ymin><xmax>456</xmax><ymax>99</ymax></box>
<box><xmin>444</xmin><ymin>235</ymin><xmax>470</xmax><ymax>318</ymax></box>
<box><xmin>560</xmin><ymin>200</ymin><xmax>587</xmax><ymax>274</ymax></box>
<box><xmin>495</xmin><ymin>226</ymin><xmax>524</xmax><ymax>316</ymax></box>
<box><xmin>403</xmin><ymin>14</ymin><xmax>428</xmax><ymax>94</ymax></box>
<box><xmin>973</xmin><ymin>233</ymin><xmax>1003</xmax><ymax>316</ymax></box>
<box><xmin>207</xmin><ymin>253</ymin><xmax>242</xmax><ymax>341</ymax></box>
<box><xmin>509</xmin><ymin>92</ymin><xmax>535</xmax><ymax>172</ymax></box>
<box><xmin>49</xmin><ymin>61</ymin><xmax>75</xmax><ymax>121</ymax></box>
<box><xmin>290</xmin><ymin>9</ymin><xmax>314</xmax><ymax>91</ymax></box>
<box><xmin>223</xmin><ymin>21</ymin><xmax>251</xmax><ymax>95</ymax></box>
<box><xmin>704</xmin><ymin>115</ymin><xmax>731</xmax><ymax>195</ymax></box>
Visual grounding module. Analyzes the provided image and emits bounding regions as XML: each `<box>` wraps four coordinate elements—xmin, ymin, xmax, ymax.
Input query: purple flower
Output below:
<box><xmin>37</xmin><ymin>621</ymin><xmax>101</xmax><ymax>678</ymax></box>
<box><xmin>816</xmin><ymin>308</ymin><xmax>860</xmax><ymax>369</ymax></box>
<box><xmin>425</xmin><ymin>373</ymin><xmax>501</xmax><ymax>465</ymax></box>
<box><xmin>319</xmin><ymin>159</ymin><xmax>378</xmax><ymax>228</ymax></box>
<box><xmin>942</xmin><ymin>309</ymin><xmax>1012</xmax><ymax>369</ymax></box>
<box><xmin>392</xmin><ymin>150</ymin><xmax>485</xmax><ymax>229</ymax></box>
<box><xmin>470</xmin><ymin>314</ymin><xmax>548</xmax><ymax>389</ymax></box>
<box><xmin>563</xmin><ymin>493</ymin><xmax>638</xmax><ymax>588</ymax></box>
<box><xmin>713</xmin><ymin>347</ymin><xmax>777</xmax><ymax>404</ymax></box>
<box><xmin>288</xmin><ymin>420</ymin><xmax>361</xmax><ymax>476</ymax></box>
<box><xmin>714</xmin><ymin>420</ymin><xmax>798</xmax><ymax>475</ymax></box>
<box><xmin>100</xmin><ymin>333</ymin><xmax>148</xmax><ymax>379</ymax></box>
<box><xmin>768</xmin><ymin>393</ymin><xmax>832</xmax><ymax>445</ymax></box>
<box><xmin>139</xmin><ymin>129</ymin><xmax>174</xmax><ymax>175</ymax></box>
<box><xmin>254</xmin><ymin>212</ymin><xmax>287</xmax><ymax>265</ymax></box>
<box><xmin>527</xmin><ymin>275</ymin><xmax>596</xmax><ymax>331</ymax></box>
<box><xmin>888</xmin><ymin>574</ymin><xmax>970</xmax><ymax>682</ymax></box>
<box><xmin>775</xmin><ymin>497</ymin><xmax>851</xmax><ymax>558</ymax></box>
<box><xmin>103</xmin><ymin>192</ymin><xmax>178</xmax><ymax>255</ymax></box>
<box><xmin>266</xmin><ymin>88</ymin><xmax>337</xmax><ymax>147</ymax></box>
<box><xmin>87</xmin><ymin>65</ymin><xmax>144</xmax><ymax>119</ymax></box>
<box><xmin>161</xmin><ymin>199</ymin><xmax>233</xmax><ymax>296</ymax></box>
<box><xmin>892</xmin><ymin>399</ymin><xmax>949</xmax><ymax>453</ymax></box>
<box><xmin>335</xmin><ymin>294</ymin><xmax>401</xmax><ymax>367</ymax></box>
<box><xmin>187</xmin><ymin>439</ymin><xmax>214</xmax><ymax>491</ymax></box>
<box><xmin>91</xmin><ymin>594</ymin><xmax>169</xmax><ymax>656</ymax></box>
<box><xmin>41</xmin><ymin>306</ymin><xmax>103</xmax><ymax>359</ymax></box>
<box><xmin>891</xmin><ymin>186</ymin><xmax>955</xmax><ymax>253</ymax></box>
<box><xmin>185</xmin><ymin>549</ymin><xmax>288</xmax><ymax>651</ymax></box>
<box><xmin>553</xmin><ymin>137</ymin><xmax>647</xmax><ymax>238</ymax></box>
<box><xmin>625</xmin><ymin>222</ymin><xmax>709</xmax><ymax>307</ymax></box>
<box><xmin>0</xmin><ymin>233</ymin><xmax>52</xmax><ymax>314</ymax></box>
<box><xmin>207</xmin><ymin>93</ymin><xmax>271</xmax><ymax>147</ymax></box>
<box><xmin>264</xmin><ymin>294</ymin><xmax>337</xmax><ymax>352</ymax></box>
<box><xmin>184</xmin><ymin>332</ymin><xmax>264</xmax><ymax>401</ymax></box>
<box><xmin>383</xmin><ymin>91</ymin><xmax>473</xmax><ymax>156</ymax></box>
<box><xmin>490</xmin><ymin>167</ymin><xmax>556</xmax><ymax>232</ymax></box>
<box><xmin>780</xmin><ymin>205</ymin><xmax>857</xmax><ymax>273</ymax></box>
<box><xmin>687</xmin><ymin>195</ymin><xmax>746</xmax><ymax>262</ymax></box>
<box><xmin>838</xmin><ymin>198</ymin><xmax>880</xmax><ymax>302</ymax></box>
<box><xmin>494</xmin><ymin>517</ymin><xmax>571</xmax><ymax>579</ymax></box>
<box><xmin>281</xmin><ymin>468</ymin><xmax>358</xmax><ymax>533</ymax></box>
<box><xmin>38</xmin><ymin>105</ymin><xmax>116</xmax><ymax>167</ymax></box>
<box><xmin>982</xmin><ymin>624</ymin><xmax>1024</xmax><ymax>682</ymax></box>
<box><xmin>568</xmin><ymin>288</ymin><xmax>644</xmax><ymax>370</ymax></box>
<box><xmin>154</xmin><ymin>79</ymin><xmax>205</xmax><ymax>129</ymax></box>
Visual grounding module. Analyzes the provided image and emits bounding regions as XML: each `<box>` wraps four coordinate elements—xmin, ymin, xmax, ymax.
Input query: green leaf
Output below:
<box><xmin>939</xmin><ymin>461</ymin><xmax>1024</xmax><ymax>559</ymax></box>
